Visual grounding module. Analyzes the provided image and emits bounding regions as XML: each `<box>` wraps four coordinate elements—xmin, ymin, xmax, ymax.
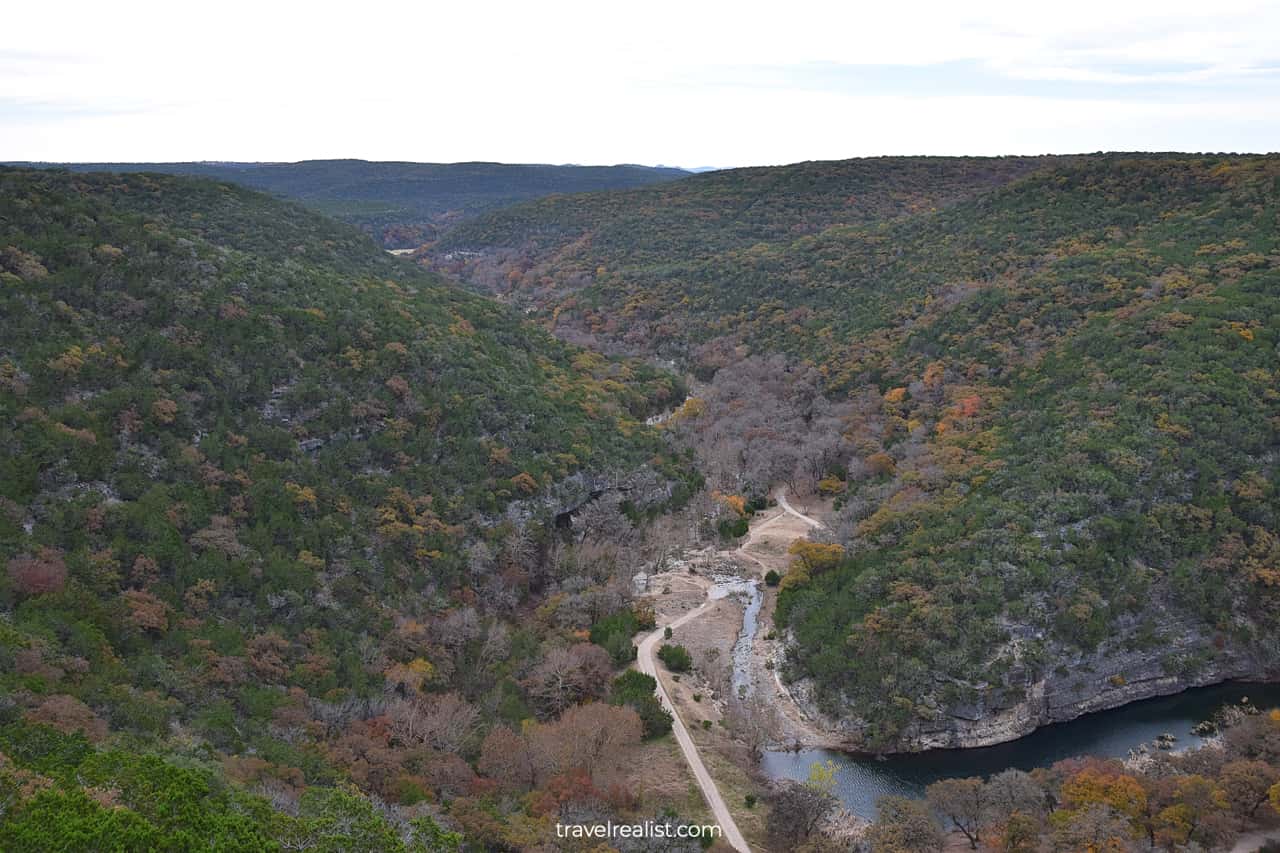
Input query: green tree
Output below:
<box><xmin>657</xmin><ymin>643</ymin><xmax>692</xmax><ymax>672</ymax></box>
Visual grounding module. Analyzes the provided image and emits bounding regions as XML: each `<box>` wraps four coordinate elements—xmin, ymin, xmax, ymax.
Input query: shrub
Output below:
<box><xmin>658</xmin><ymin>644</ymin><xmax>692</xmax><ymax>672</ymax></box>
<box><xmin>591</xmin><ymin>610</ymin><xmax>640</xmax><ymax>664</ymax></box>
<box><xmin>602</xmin><ymin>630</ymin><xmax>637</xmax><ymax>664</ymax></box>
<box><xmin>609</xmin><ymin>671</ymin><xmax>672</xmax><ymax>739</ymax></box>
<box><xmin>717</xmin><ymin>517</ymin><xmax>749</xmax><ymax>539</ymax></box>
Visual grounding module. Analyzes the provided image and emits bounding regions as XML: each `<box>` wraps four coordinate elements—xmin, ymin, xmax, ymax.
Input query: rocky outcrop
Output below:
<box><xmin>499</xmin><ymin>466</ymin><xmax>676</xmax><ymax>529</ymax></box>
<box><xmin>785</xmin><ymin>604</ymin><xmax>1280</xmax><ymax>754</ymax></box>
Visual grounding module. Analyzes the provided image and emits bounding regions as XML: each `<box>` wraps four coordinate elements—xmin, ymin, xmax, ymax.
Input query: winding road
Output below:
<box><xmin>776</xmin><ymin>487</ymin><xmax>824</xmax><ymax>530</ymax></box>
<box><xmin>638</xmin><ymin>602</ymin><xmax>751</xmax><ymax>852</ymax></box>
<box><xmin>634</xmin><ymin>489</ymin><xmax>823</xmax><ymax>853</ymax></box>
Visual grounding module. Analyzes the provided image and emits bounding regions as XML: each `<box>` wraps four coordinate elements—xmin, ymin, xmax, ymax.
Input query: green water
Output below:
<box><xmin>761</xmin><ymin>681</ymin><xmax>1280</xmax><ymax>820</ymax></box>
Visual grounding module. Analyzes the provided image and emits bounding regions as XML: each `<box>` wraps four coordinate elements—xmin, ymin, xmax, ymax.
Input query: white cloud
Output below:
<box><xmin>2</xmin><ymin>0</ymin><xmax>1278</xmax><ymax>164</ymax></box>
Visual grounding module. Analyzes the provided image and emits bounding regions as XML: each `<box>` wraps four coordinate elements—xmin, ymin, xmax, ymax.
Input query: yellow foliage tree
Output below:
<box><xmin>787</xmin><ymin>541</ymin><xmax>845</xmax><ymax>577</ymax></box>
<box><xmin>285</xmin><ymin>482</ymin><xmax>318</xmax><ymax>510</ymax></box>
<box><xmin>1060</xmin><ymin>766</ymin><xmax>1148</xmax><ymax>833</ymax></box>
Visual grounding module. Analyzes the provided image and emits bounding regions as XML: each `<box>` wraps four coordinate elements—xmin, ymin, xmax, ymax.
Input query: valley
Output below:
<box><xmin>3</xmin><ymin>154</ymin><xmax>1279</xmax><ymax>852</ymax></box>
<box><xmin>8</xmin><ymin>3</ymin><xmax>1280</xmax><ymax>849</ymax></box>
<box><xmin>423</xmin><ymin>154</ymin><xmax>1280</xmax><ymax>754</ymax></box>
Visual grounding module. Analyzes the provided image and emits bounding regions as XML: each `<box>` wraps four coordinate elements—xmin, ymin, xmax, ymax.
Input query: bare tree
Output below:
<box><xmin>926</xmin><ymin>777</ymin><xmax>989</xmax><ymax>849</ymax></box>
<box><xmin>479</xmin><ymin>573</ymin><xmax>519</xmax><ymax>615</ymax></box>
<box><xmin>726</xmin><ymin>697</ymin><xmax>779</xmax><ymax>762</ymax></box>
<box><xmin>985</xmin><ymin>768</ymin><xmax>1046</xmax><ymax>822</ymax></box>
<box><xmin>1050</xmin><ymin>804</ymin><xmax>1138</xmax><ymax>853</ymax></box>
<box><xmin>767</xmin><ymin>780</ymin><xmax>837</xmax><ymax>845</ymax></box>
<box><xmin>672</xmin><ymin>354</ymin><xmax>853</xmax><ymax>497</ymax></box>
<box><xmin>388</xmin><ymin>691</ymin><xmax>479</xmax><ymax>753</ymax></box>
<box><xmin>465</xmin><ymin>541</ymin><xmax>494</xmax><ymax>582</ymax></box>
<box><xmin>866</xmin><ymin>796</ymin><xmax>945</xmax><ymax>853</ymax></box>
<box><xmin>479</xmin><ymin>622</ymin><xmax>511</xmax><ymax>668</ymax></box>
<box><xmin>433</xmin><ymin>607</ymin><xmax>481</xmax><ymax>652</ymax></box>
<box><xmin>572</xmin><ymin>493</ymin><xmax>634</xmax><ymax>546</ymax></box>
<box><xmin>524</xmin><ymin>643</ymin><xmax>612</xmax><ymax>718</ymax></box>
<box><xmin>528</xmin><ymin>703</ymin><xmax>642</xmax><ymax>779</ymax></box>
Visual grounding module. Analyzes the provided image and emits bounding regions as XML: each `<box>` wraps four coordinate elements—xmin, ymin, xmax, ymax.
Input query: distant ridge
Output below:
<box><xmin>10</xmin><ymin>159</ymin><xmax>691</xmax><ymax>247</ymax></box>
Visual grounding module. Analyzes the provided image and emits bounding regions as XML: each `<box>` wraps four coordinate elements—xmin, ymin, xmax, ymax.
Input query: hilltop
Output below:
<box><xmin>17</xmin><ymin>160</ymin><xmax>690</xmax><ymax>248</ymax></box>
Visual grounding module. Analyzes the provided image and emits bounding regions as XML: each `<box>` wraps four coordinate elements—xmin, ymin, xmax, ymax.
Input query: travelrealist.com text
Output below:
<box><xmin>555</xmin><ymin>821</ymin><xmax>723</xmax><ymax>840</ymax></box>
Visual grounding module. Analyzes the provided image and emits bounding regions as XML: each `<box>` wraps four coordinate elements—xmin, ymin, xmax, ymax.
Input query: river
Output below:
<box><xmin>761</xmin><ymin>681</ymin><xmax>1280</xmax><ymax>819</ymax></box>
<box><xmin>708</xmin><ymin>574</ymin><xmax>763</xmax><ymax>700</ymax></box>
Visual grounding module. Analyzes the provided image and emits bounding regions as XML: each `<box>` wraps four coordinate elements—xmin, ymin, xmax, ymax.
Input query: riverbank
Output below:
<box><xmin>642</xmin><ymin>492</ymin><xmax>1280</xmax><ymax>832</ymax></box>
<box><xmin>763</xmin><ymin>681</ymin><xmax>1280</xmax><ymax>819</ymax></box>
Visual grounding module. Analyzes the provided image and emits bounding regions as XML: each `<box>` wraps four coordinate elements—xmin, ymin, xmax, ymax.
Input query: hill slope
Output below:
<box><xmin>424</xmin><ymin>154</ymin><xmax>1280</xmax><ymax>749</ymax></box>
<box><xmin>0</xmin><ymin>167</ymin><xmax>695</xmax><ymax>846</ymax></box>
<box><xmin>21</xmin><ymin>160</ymin><xmax>690</xmax><ymax>248</ymax></box>
<box><xmin>428</xmin><ymin>155</ymin><xmax>1057</xmax><ymax>335</ymax></box>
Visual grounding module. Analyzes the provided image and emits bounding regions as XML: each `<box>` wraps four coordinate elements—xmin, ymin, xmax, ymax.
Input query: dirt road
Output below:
<box><xmin>638</xmin><ymin>606</ymin><xmax>752</xmax><ymax>852</ymax></box>
<box><xmin>776</xmin><ymin>487</ymin><xmax>824</xmax><ymax>530</ymax></box>
<box><xmin>633</xmin><ymin>488</ymin><xmax>832</xmax><ymax>852</ymax></box>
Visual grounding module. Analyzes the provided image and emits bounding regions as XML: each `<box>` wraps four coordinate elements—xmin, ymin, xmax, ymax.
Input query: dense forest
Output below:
<box><xmin>17</xmin><ymin>161</ymin><xmax>689</xmax><ymax>248</ymax></box>
<box><xmin>0</xmin><ymin>168</ymin><xmax>718</xmax><ymax>850</ymax></box>
<box><xmin>425</xmin><ymin>155</ymin><xmax>1280</xmax><ymax>748</ymax></box>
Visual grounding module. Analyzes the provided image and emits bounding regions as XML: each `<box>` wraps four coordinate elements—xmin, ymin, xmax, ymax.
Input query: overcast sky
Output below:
<box><xmin>3</xmin><ymin>0</ymin><xmax>1278</xmax><ymax>167</ymax></box>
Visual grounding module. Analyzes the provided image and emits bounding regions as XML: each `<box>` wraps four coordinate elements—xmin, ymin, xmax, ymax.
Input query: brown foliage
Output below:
<box><xmin>7</xmin><ymin>547</ymin><xmax>68</xmax><ymax>596</ymax></box>
<box><xmin>1220</xmin><ymin>759</ymin><xmax>1280</xmax><ymax>817</ymax></box>
<box><xmin>478</xmin><ymin>703</ymin><xmax>641</xmax><ymax>793</ymax></box>
<box><xmin>209</xmin><ymin>655</ymin><xmax>249</xmax><ymax>686</ymax></box>
<box><xmin>423</xmin><ymin>750</ymin><xmax>479</xmax><ymax>798</ymax></box>
<box><xmin>14</xmin><ymin>646</ymin><xmax>64</xmax><ymax>683</ymax></box>
<box><xmin>385</xmin><ymin>375</ymin><xmax>411</xmax><ymax>398</ymax></box>
<box><xmin>129</xmin><ymin>555</ymin><xmax>160</xmax><ymax>586</ymax></box>
<box><xmin>151</xmin><ymin>398</ymin><xmax>178</xmax><ymax>424</ymax></box>
<box><xmin>222</xmin><ymin>755</ymin><xmax>304</xmax><ymax>789</ymax></box>
<box><xmin>248</xmin><ymin>632</ymin><xmax>292</xmax><ymax>682</ymax></box>
<box><xmin>478</xmin><ymin>725</ymin><xmax>538</xmax><ymax>790</ymax></box>
<box><xmin>122</xmin><ymin>589</ymin><xmax>170</xmax><ymax>633</ymax></box>
<box><xmin>24</xmin><ymin>694</ymin><xmax>108</xmax><ymax>742</ymax></box>
<box><xmin>528</xmin><ymin>702</ymin><xmax>642</xmax><ymax>780</ymax></box>
<box><xmin>326</xmin><ymin>719</ymin><xmax>403</xmax><ymax>797</ymax></box>
<box><xmin>189</xmin><ymin>516</ymin><xmax>247</xmax><ymax>558</ymax></box>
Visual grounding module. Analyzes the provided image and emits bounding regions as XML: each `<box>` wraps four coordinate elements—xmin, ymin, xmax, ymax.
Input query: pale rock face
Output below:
<box><xmin>786</xmin><ymin>603</ymin><xmax>1279</xmax><ymax>753</ymax></box>
<box><xmin>501</xmin><ymin>467</ymin><xmax>675</xmax><ymax>528</ymax></box>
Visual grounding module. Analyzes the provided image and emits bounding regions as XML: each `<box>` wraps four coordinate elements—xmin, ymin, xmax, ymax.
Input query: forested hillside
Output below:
<box><xmin>429</xmin><ymin>155</ymin><xmax>1056</xmax><ymax>349</ymax></box>
<box><xmin>0</xmin><ymin>168</ymin><xmax>706</xmax><ymax>848</ymax></box>
<box><xmin>426</xmin><ymin>155</ymin><xmax>1280</xmax><ymax>749</ymax></box>
<box><xmin>25</xmin><ymin>160</ymin><xmax>689</xmax><ymax>248</ymax></box>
